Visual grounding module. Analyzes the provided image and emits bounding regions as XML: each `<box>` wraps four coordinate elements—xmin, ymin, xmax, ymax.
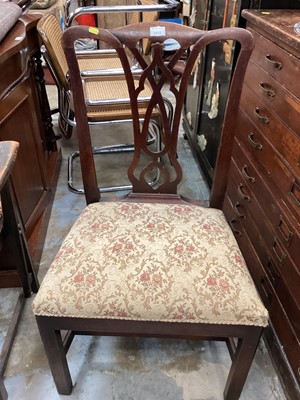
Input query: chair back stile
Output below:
<box><xmin>62</xmin><ymin>23</ymin><xmax>254</xmax><ymax>206</ymax></box>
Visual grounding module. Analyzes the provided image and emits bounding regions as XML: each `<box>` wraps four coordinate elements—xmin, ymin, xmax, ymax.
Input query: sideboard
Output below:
<box><xmin>0</xmin><ymin>13</ymin><xmax>61</xmax><ymax>287</ymax></box>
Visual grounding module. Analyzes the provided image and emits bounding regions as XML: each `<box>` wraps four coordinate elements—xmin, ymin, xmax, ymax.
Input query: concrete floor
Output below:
<box><xmin>0</xmin><ymin>86</ymin><xmax>287</xmax><ymax>399</ymax></box>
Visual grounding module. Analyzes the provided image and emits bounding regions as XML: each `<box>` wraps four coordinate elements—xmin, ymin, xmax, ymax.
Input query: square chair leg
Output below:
<box><xmin>36</xmin><ymin>317</ymin><xmax>72</xmax><ymax>395</ymax></box>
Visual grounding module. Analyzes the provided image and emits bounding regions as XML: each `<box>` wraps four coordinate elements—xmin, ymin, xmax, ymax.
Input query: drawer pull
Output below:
<box><xmin>242</xmin><ymin>165</ymin><xmax>255</xmax><ymax>183</ymax></box>
<box><xmin>259</xmin><ymin>82</ymin><xmax>275</xmax><ymax>97</ymax></box>
<box><xmin>238</xmin><ymin>184</ymin><xmax>250</xmax><ymax>202</ymax></box>
<box><xmin>248</xmin><ymin>133</ymin><xmax>263</xmax><ymax>150</ymax></box>
<box><xmin>278</xmin><ymin>217</ymin><xmax>293</xmax><ymax>245</ymax></box>
<box><xmin>266</xmin><ymin>258</ymin><xmax>280</xmax><ymax>286</ymax></box>
<box><xmin>229</xmin><ymin>218</ymin><xmax>241</xmax><ymax>236</ymax></box>
<box><xmin>261</xmin><ymin>278</ymin><xmax>272</xmax><ymax>303</ymax></box>
<box><xmin>272</xmin><ymin>238</ymin><xmax>286</xmax><ymax>264</ymax></box>
<box><xmin>234</xmin><ymin>202</ymin><xmax>246</xmax><ymax>219</ymax></box>
<box><xmin>289</xmin><ymin>180</ymin><xmax>300</xmax><ymax>207</ymax></box>
<box><xmin>254</xmin><ymin>108</ymin><xmax>269</xmax><ymax>124</ymax></box>
<box><xmin>265</xmin><ymin>54</ymin><xmax>283</xmax><ymax>70</ymax></box>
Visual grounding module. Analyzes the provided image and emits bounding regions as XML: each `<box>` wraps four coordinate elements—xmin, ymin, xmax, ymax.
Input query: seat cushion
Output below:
<box><xmin>78</xmin><ymin>56</ymin><xmax>123</xmax><ymax>71</ymax></box>
<box><xmin>33</xmin><ymin>202</ymin><xmax>268</xmax><ymax>327</ymax></box>
<box><xmin>84</xmin><ymin>79</ymin><xmax>160</xmax><ymax>121</ymax></box>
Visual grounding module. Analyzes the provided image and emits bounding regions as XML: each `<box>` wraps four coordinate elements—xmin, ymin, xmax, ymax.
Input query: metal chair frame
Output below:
<box><xmin>64</xmin><ymin>0</ymin><xmax>180</xmax><ymax>28</ymax></box>
<box><xmin>38</xmin><ymin>13</ymin><xmax>173</xmax><ymax>194</ymax></box>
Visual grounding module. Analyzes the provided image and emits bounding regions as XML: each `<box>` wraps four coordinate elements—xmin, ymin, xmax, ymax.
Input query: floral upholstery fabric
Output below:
<box><xmin>33</xmin><ymin>202</ymin><xmax>268</xmax><ymax>327</ymax></box>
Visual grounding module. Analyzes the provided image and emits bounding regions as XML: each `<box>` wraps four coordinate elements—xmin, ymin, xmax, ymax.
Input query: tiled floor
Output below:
<box><xmin>0</xmin><ymin>87</ymin><xmax>288</xmax><ymax>399</ymax></box>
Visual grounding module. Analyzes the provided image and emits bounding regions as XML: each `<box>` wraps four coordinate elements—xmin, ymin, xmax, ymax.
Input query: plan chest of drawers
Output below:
<box><xmin>222</xmin><ymin>9</ymin><xmax>300</xmax><ymax>395</ymax></box>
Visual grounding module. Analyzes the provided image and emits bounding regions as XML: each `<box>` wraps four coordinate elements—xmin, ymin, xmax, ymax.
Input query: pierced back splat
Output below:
<box><xmin>62</xmin><ymin>23</ymin><xmax>254</xmax><ymax>205</ymax></box>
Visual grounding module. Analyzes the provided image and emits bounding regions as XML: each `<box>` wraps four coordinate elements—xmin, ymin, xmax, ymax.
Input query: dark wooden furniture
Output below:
<box><xmin>0</xmin><ymin>14</ymin><xmax>61</xmax><ymax>287</ymax></box>
<box><xmin>182</xmin><ymin>0</ymin><xmax>300</xmax><ymax>187</ymax></box>
<box><xmin>0</xmin><ymin>141</ymin><xmax>39</xmax><ymax>400</ymax></box>
<box><xmin>33</xmin><ymin>23</ymin><xmax>269</xmax><ymax>400</ymax></box>
<box><xmin>222</xmin><ymin>9</ymin><xmax>300</xmax><ymax>398</ymax></box>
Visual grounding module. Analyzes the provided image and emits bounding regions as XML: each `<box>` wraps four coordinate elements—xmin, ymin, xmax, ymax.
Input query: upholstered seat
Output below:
<box><xmin>32</xmin><ymin>22</ymin><xmax>268</xmax><ymax>399</ymax></box>
<box><xmin>33</xmin><ymin>202</ymin><xmax>267</xmax><ymax>326</ymax></box>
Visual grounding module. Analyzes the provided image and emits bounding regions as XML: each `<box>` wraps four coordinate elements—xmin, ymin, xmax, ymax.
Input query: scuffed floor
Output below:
<box><xmin>0</xmin><ymin>87</ymin><xmax>287</xmax><ymax>399</ymax></box>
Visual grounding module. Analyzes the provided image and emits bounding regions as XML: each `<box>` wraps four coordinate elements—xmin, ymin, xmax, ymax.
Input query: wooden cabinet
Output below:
<box><xmin>0</xmin><ymin>14</ymin><xmax>61</xmax><ymax>287</ymax></box>
<box><xmin>182</xmin><ymin>1</ymin><xmax>300</xmax><ymax>187</ymax></box>
<box><xmin>222</xmin><ymin>9</ymin><xmax>300</xmax><ymax>397</ymax></box>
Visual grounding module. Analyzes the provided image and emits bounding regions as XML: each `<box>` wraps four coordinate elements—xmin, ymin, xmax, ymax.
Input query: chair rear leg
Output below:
<box><xmin>36</xmin><ymin>317</ymin><xmax>73</xmax><ymax>395</ymax></box>
<box><xmin>224</xmin><ymin>327</ymin><xmax>263</xmax><ymax>400</ymax></box>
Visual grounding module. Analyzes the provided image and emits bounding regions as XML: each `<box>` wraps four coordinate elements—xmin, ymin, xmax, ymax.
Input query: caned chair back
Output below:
<box><xmin>37</xmin><ymin>14</ymin><xmax>69</xmax><ymax>90</ymax></box>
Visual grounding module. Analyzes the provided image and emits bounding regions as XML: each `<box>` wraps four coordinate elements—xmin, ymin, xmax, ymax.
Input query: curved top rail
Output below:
<box><xmin>65</xmin><ymin>0</ymin><xmax>179</xmax><ymax>27</ymax></box>
<box><xmin>62</xmin><ymin>22</ymin><xmax>254</xmax><ymax>201</ymax></box>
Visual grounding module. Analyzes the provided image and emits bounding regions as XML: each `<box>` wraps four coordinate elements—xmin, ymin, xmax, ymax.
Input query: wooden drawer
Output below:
<box><xmin>231</xmin><ymin>138</ymin><xmax>300</xmax><ymax>268</ymax></box>
<box><xmin>226</xmin><ymin>160</ymin><xmax>300</xmax><ymax>330</ymax></box>
<box><xmin>235</xmin><ymin>106</ymin><xmax>300</xmax><ymax>219</ymax></box>
<box><xmin>223</xmin><ymin>194</ymin><xmax>300</xmax><ymax>383</ymax></box>
<box><xmin>244</xmin><ymin>59</ymin><xmax>300</xmax><ymax>137</ymax></box>
<box><xmin>223</xmin><ymin>195</ymin><xmax>265</xmax><ymax>289</ymax></box>
<box><xmin>227</xmin><ymin>154</ymin><xmax>300</xmax><ymax>333</ymax></box>
<box><xmin>248</xmin><ymin>28</ymin><xmax>300</xmax><ymax>99</ymax></box>
<box><xmin>239</xmin><ymin>85</ymin><xmax>300</xmax><ymax>178</ymax></box>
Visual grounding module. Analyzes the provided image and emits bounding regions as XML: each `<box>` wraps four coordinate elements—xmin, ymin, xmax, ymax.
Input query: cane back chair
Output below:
<box><xmin>32</xmin><ymin>22</ymin><xmax>268</xmax><ymax>399</ymax></box>
<box><xmin>0</xmin><ymin>141</ymin><xmax>39</xmax><ymax>400</ymax></box>
<box><xmin>38</xmin><ymin>13</ymin><xmax>172</xmax><ymax>194</ymax></box>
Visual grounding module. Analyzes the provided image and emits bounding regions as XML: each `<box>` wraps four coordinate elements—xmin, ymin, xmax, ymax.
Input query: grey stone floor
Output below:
<box><xmin>0</xmin><ymin>87</ymin><xmax>287</xmax><ymax>399</ymax></box>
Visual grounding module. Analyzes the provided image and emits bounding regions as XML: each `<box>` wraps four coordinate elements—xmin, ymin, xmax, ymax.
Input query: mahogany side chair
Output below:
<box><xmin>32</xmin><ymin>22</ymin><xmax>268</xmax><ymax>399</ymax></box>
<box><xmin>0</xmin><ymin>141</ymin><xmax>39</xmax><ymax>400</ymax></box>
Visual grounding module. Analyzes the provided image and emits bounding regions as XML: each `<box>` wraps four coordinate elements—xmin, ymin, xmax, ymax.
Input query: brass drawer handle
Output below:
<box><xmin>265</xmin><ymin>54</ymin><xmax>283</xmax><ymax>70</ymax></box>
<box><xmin>260</xmin><ymin>278</ymin><xmax>272</xmax><ymax>303</ymax></box>
<box><xmin>289</xmin><ymin>180</ymin><xmax>300</xmax><ymax>207</ymax></box>
<box><xmin>254</xmin><ymin>108</ymin><xmax>269</xmax><ymax>124</ymax></box>
<box><xmin>242</xmin><ymin>165</ymin><xmax>255</xmax><ymax>183</ymax></box>
<box><xmin>248</xmin><ymin>133</ymin><xmax>263</xmax><ymax>150</ymax></box>
<box><xmin>278</xmin><ymin>217</ymin><xmax>293</xmax><ymax>245</ymax></box>
<box><xmin>234</xmin><ymin>202</ymin><xmax>246</xmax><ymax>219</ymax></box>
<box><xmin>229</xmin><ymin>218</ymin><xmax>241</xmax><ymax>236</ymax></box>
<box><xmin>266</xmin><ymin>258</ymin><xmax>280</xmax><ymax>286</ymax></box>
<box><xmin>259</xmin><ymin>82</ymin><xmax>276</xmax><ymax>97</ymax></box>
<box><xmin>238</xmin><ymin>184</ymin><xmax>250</xmax><ymax>202</ymax></box>
<box><xmin>272</xmin><ymin>237</ymin><xmax>286</xmax><ymax>264</ymax></box>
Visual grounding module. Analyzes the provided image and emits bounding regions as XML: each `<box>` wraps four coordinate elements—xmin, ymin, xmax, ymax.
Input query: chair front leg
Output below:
<box><xmin>36</xmin><ymin>317</ymin><xmax>73</xmax><ymax>395</ymax></box>
<box><xmin>224</xmin><ymin>327</ymin><xmax>263</xmax><ymax>400</ymax></box>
